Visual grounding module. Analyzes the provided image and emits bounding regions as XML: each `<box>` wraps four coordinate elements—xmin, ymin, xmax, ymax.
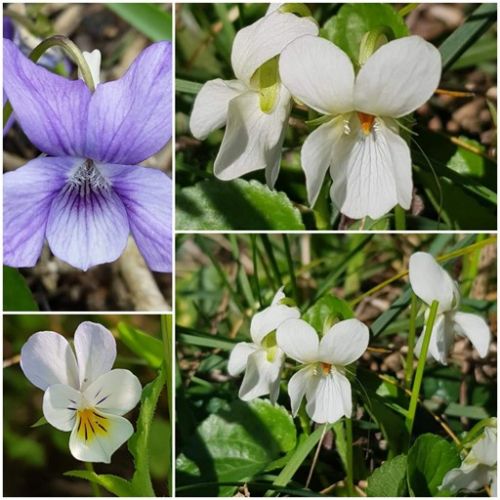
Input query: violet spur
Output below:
<box><xmin>3</xmin><ymin>40</ymin><xmax>172</xmax><ymax>272</ymax></box>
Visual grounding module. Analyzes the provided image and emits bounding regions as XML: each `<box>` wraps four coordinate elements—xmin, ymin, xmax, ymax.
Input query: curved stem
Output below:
<box><xmin>4</xmin><ymin>35</ymin><xmax>95</xmax><ymax>127</ymax></box>
<box><xmin>405</xmin><ymin>300</ymin><xmax>439</xmax><ymax>436</ymax></box>
<box><xmin>404</xmin><ymin>293</ymin><xmax>419</xmax><ymax>388</ymax></box>
<box><xmin>161</xmin><ymin>315</ymin><xmax>173</xmax><ymax>496</ymax></box>
<box><xmin>345</xmin><ymin>418</ymin><xmax>354</xmax><ymax>496</ymax></box>
<box><xmin>305</xmin><ymin>423</ymin><xmax>327</xmax><ymax>489</ymax></box>
<box><xmin>350</xmin><ymin>236</ymin><xmax>497</xmax><ymax>307</ymax></box>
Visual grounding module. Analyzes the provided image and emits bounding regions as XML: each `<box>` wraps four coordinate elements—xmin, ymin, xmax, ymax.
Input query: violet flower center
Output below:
<box><xmin>68</xmin><ymin>159</ymin><xmax>109</xmax><ymax>196</ymax></box>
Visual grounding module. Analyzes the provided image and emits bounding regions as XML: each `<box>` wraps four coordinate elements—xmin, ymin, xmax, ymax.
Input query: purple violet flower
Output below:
<box><xmin>3</xmin><ymin>39</ymin><xmax>172</xmax><ymax>272</ymax></box>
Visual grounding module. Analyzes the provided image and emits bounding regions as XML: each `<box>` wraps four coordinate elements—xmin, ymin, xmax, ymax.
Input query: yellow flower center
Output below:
<box><xmin>77</xmin><ymin>408</ymin><xmax>109</xmax><ymax>442</ymax></box>
<box><xmin>357</xmin><ymin>112</ymin><xmax>376</xmax><ymax>135</ymax></box>
<box><xmin>320</xmin><ymin>362</ymin><xmax>332</xmax><ymax>376</ymax></box>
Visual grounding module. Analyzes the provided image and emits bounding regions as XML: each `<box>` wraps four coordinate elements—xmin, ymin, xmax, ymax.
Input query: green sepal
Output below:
<box><xmin>256</xmin><ymin>56</ymin><xmax>280</xmax><ymax>114</ymax></box>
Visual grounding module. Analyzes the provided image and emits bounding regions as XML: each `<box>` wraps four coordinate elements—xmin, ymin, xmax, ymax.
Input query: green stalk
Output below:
<box><xmin>345</xmin><ymin>418</ymin><xmax>354</xmax><ymax>496</ymax></box>
<box><xmin>394</xmin><ymin>205</ymin><xmax>406</xmax><ymax>230</ymax></box>
<box><xmin>350</xmin><ymin>236</ymin><xmax>496</xmax><ymax>307</ymax></box>
<box><xmin>260</xmin><ymin>235</ymin><xmax>281</xmax><ymax>287</ymax></box>
<box><xmin>4</xmin><ymin>35</ymin><xmax>96</xmax><ymax>127</ymax></box>
<box><xmin>84</xmin><ymin>462</ymin><xmax>100</xmax><ymax>496</ymax></box>
<box><xmin>161</xmin><ymin>315</ymin><xmax>173</xmax><ymax>496</ymax></box>
<box><xmin>282</xmin><ymin>235</ymin><xmax>298</xmax><ymax>303</ymax></box>
<box><xmin>404</xmin><ymin>293</ymin><xmax>419</xmax><ymax>388</ymax></box>
<box><xmin>405</xmin><ymin>300</ymin><xmax>439</xmax><ymax>436</ymax></box>
<box><xmin>398</xmin><ymin>3</ymin><xmax>419</xmax><ymax>17</ymax></box>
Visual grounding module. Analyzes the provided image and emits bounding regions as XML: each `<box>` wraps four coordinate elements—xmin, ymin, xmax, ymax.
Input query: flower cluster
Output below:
<box><xmin>228</xmin><ymin>252</ymin><xmax>491</xmax><ymax>426</ymax></box>
<box><xmin>4</xmin><ymin>39</ymin><xmax>173</xmax><ymax>272</ymax></box>
<box><xmin>190</xmin><ymin>5</ymin><xmax>442</xmax><ymax>220</ymax></box>
<box><xmin>20</xmin><ymin>322</ymin><xmax>142</xmax><ymax>463</ymax></box>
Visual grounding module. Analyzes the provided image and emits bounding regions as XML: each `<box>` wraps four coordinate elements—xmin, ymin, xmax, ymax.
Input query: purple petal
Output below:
<box><xmin>4</xmin><ymin>17</ymin><xmax>15</xmax><ymax>41</ymax></box>
<box><xmin>100</xmin><ymin>163</ymin><xmax>172</xmax><ymax>272</ymax></box>
<box><xmin>3</xmin><ymin>39</ymin><xmax>91</xmax><ymax>157</ymax></box>
<box><xmin>85</xmin><ymin>41</ymin><xmax>172</xmax><ymax>165</ymax></box>
<box><xmin>4</xmin><ymin>157</ymin><xmax>68</xmax><ymax>267</ymax></box>
<box><xmin>45</xmin><ymin>161</ymin><xmax>130</xmax><ymax>271</ymax></box>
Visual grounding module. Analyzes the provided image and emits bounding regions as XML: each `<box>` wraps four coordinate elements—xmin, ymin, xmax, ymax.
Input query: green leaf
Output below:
<box><xmin>176</xmin><ymin>179</ymin><xmax>305</xmax><ymax>230</ymax></box>
<box><xmin>439</xmin><ymin>3</ymin><xmax>497</xmax><ymax>71</ymax></box>
<box><xmin>3</xmin><ymin>266</ymin><xmax>38</xmax><ymax>311</ymax></box>
<box><xmin>447</xmin><ymin>136</ymin><xmax>486</xmax><ymax>177</ymax></box>
<box><xmin>322</xmin><ymin>4</ymin><xmax>409</xmax><ymax>66</ymax></box>
<box><xmin>366</xmin><ymin>454</ymin><xmax>408</xmax><ymax>497</ymax></box>
<box><xmin>176</xmin><ymin>399</ymin><xmax>297</xmax><ymax>496</ymax></box>
<box><xmin>407</xmin><ymin>434</ymin><xmax>461</xmax><ymax>496</ymax></box>
<box><xmin>176</xmin><ymin>78</ymin><xmax>203</xmax><ymax>94</ymax></box>
<box><xmin>106</xmin><ymin>3</ymin><xmax>172</xmax><ymax>41</ymax></box>
<box><xmin>30</xmin><ymin>416</ymin><xmax>47</xmax><ymax>428</ymax></box>
<box><xmin>129</xmin><ymin>365</ymin><xmax>167</xmax><ymax>496</ymax></box>
<box><xmin>176</xmin><ymin>326</ymin><xmax>237</xmax><ymax>351</ymax></box>
<box><xmin>117</xmin><ymin>323</ymin><xmax>163</xmax><ymax>369</ymax></box>
<box><xmin>303</xmin><ymin>295</ymin><xmax>354</xmax><ymax>333</ymax></box>
<box><xmin>64</xmin><ymin>471</ymin><xmax>136</xmax><ymax>497</ymax></box>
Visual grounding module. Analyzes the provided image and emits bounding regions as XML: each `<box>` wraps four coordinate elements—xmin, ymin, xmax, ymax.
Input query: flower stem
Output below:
<box><xmin>405</xmin><ymin>300</ymin><xmax>439</xmax><ymax>436</ymax></box>
<box><xmin>84</xmin><ymin>462</ymin><xmax>100</xmax><ymax>497</ymax></box>
<box><xmin>404</xmin><ymin>293</ymin><xmax>419</xmax><ymax>388</ymax></box>
<box><xmin>399</xmin><ymin>3</ymin><xmax>419</xmax><ymax>17</ymax></box>
<box><xmin>161</xmin><ymin>314</ymin><xmax>173</xmax><ymax>496</ymax></box>
<box><xmin>345</xmin><ymin>418</ymin><xmax>354</xmax><ymax>496</ymax></box>
<box><xmin>394</xmin><ymin>205</ymin><xmax>406</xmax><ymax>230</ymax></box>
<box><xmin>350</xmin><ymin>235</ymin><xmax>497</xmax><ymax>307</ymax></box>
<box><xmin>305</xmin><ymin>423</ymin><xmax>327</xmax><ymax>489</ymax></box>
<box><xmin>4</xmin><ymin>35</ymin><xmax>96</xmax><ymax>127</ymax></box>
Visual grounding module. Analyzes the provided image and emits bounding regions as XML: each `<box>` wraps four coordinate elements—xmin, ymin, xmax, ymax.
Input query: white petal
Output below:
<box><xmin>20</xmin><ymin>331</ymin><xmax>79</xmax><ymax>391</ymax></box>
<box><xmin>74</xmin><ymin>322</ymin><xmax>117</xmax><ymax>391</ymax></box>
<box><xmin>231</xmin><ymin>12</ymin><xmax>318</xmax><ymax>86</ymax></box>
<box><xmin>354</xmin><ymin>36</ymin><xmax>441</xmax><ymax>118</ymax></box>
<box><xmin>319</xmin><ymin>319</ymin><xmax>369</xmax><ymax>366</ymax></box>
<box><xmin>453</xmin><ymin>312</ymin><xmax>491</xmax><ymax>358</ymax></box>
<box><xmin>441</xmin><ymin>466</ymin><xmax>486</xmax><ymax>493</ymax></box>
<box><xmin>489</xmin><ymin>470</ymin><xmax>497</xmax><ymax>496</ymax></box>
<box><xmin>470</xmin><ymin>427</ymin><xmax>497</xmax><ymax>466</ymax></box>
<box><xmin>330</xmin><ymin>119</ymin><xmax>405</xmax><ymax>219</ymax></box>
<box><xmin>214</xmin><ymin>87</ymin><xmax>290</xmax><ymax>180</ymax></box>
<box><xmin>238</xmin><ymin>348</ymin><xmax>284</xmax><ymax>401</ymax></box>
<box><xmin>288</xmin><ymin>365</ymin><xmax>315</xmax><ymax>416</ymax></box>
<box><xmin>414</xmin><ymin>314</ymin><xmax>453</xmax><ymax>365</ymax></box>
<box><xmin>189</xmin><ymin>78</ymin><xmax>246</xmax><ymax>140</ymax></box>
<box><xmin>306</xmin><ymin>371</ymin><xmax>352</xmax><ymax>424</ymax></box>
<box><xmin>301</xmin><ymin>118</ymin><xmax>344</xmax><ymax>206</ymax></box>
<box><xmin>80</xmin><ymin>49</ymin><xmax>101</xmax><ymax>86</ymax></box>
<box><xmin>83</xmin><ymin>369</ymin><xmax>142</xmax><ymax>416</ymax></box>
<box><xmin>279</xmin><ymin>35</ymin><xmax>355</xmax><ymax>115</ymax></box>
<box><xmin>276</xmin><ymin>318</ymin><xmax>319</xmax><ymax>363</ymax></box>
<box><xmin>69</xmin><ymin>410</ymin><xmax>134</xmax><ymax>464</ymax></box>
<box><xmin>42</xmin><ymin>384</ymin><xmax>82</xmax><ymax>431</ymax></box>
<box><xmin>271</xmin><ymin>286</ymin><xmax>286</xmax><ymax>305</ymax></box>
<box><xmin>227</xmin><ymin>342</ymin><xmax>258</xmax><ymax>376</ymax></box>
<box><xmin>409</xmin><ymin>252</ymin><xmax>458</xmax><ymax>311</ymax></box>
<box><xmin>250</xmin><ymin>304</ymin><xmax>300</xmax><ymax>346</ymax></box>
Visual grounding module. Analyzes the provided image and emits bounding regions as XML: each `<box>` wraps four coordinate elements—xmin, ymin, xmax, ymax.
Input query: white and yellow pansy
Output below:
<box><xmin>20</xmin><ymin>322</ymin><xmax>142</xmax><ymax>463</ymax></box>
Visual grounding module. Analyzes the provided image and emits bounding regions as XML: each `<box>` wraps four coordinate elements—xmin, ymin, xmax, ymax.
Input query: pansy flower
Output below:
<box><xmin>189</xmin><ymin>6</ymin><xmax>317</xmax><ymax>186</ymax></box>
<box><xmin>228</xmin><ymin>287</ymin><xmax>299</xmax><ymax>403</ymax></box>
<box><xmin>409</xmin><ymin>252</ymin><xmax>491</xmax><ymax>364</ymax></box>
<box><xmin>3</xmin><ymin>39</ymin><xmax>172</xmax><ymax>271</ymax></box>
<box><xmin>276</xmin><ymin>318</ymin><xmax>369</xmax><ymax>424</ymax></box>
<box><xmin>20</xmin><ymin>322</ymin><xmax>142</xmax><ymax>463</ymax></box>
<box><xmin>279</xmin><ymin>35</ymin><xmax>441</xmax><ymax>219</ymax></box>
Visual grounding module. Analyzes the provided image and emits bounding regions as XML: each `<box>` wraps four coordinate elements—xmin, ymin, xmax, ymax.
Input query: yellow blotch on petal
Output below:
<box><xmin>320</xmin><ymin>362</ymin><xmax>332</xmax><ymax>376</ymax></box>
<box><xmin>77</xmin><ymin>409</ymin><xmax>109</xmax><ymax>442</ymax></box>
<box><xmin>357</xmin><ymin>112</ymin><xmax>376</xmax><ymax>135</ymax></box>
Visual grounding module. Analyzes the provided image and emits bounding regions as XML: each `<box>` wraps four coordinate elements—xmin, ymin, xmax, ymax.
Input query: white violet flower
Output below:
<box><xmin>409</xmin><ymin>251</ymin><xmax>491</xmax><ymax>364</ymax></box>
<box><xmin>190</xmin><ymin>6</ymin><xmax>318</xmax><ymax>186</ymax></box>
<box><xmin>279</xmin><ymin>35</ymin><xmax>441</xmax><ymax>219</ymax></box>
<box><xmin>441</xmin><ymin>423</ymin><xmax>497</xmax><ymax>495</ymax></box>
<box><xmin>20</xmin><ymin>322</ymin><xmax>142</xmax><ymax>463</ymax></box>
<box><xmin>276</xmin><ymin>318</ymin><xmax>369</xmax><ymax>424</ymax></box>
<box><xmin>228</xmin><ymin>287</ymin><xmax>300</xmax><ymax>403</ymax></box>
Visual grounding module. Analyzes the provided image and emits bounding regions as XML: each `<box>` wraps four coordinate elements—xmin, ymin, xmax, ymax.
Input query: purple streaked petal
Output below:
<box><xmin>4</xmin><ymin>157</ymin><xmax>69</xmax><ymax>267</ymax></box>
<box><xmin>3</xmin><ymin>39</ymin><xmax>91</xmax><ymax>157</ymax></box>
<box><xmin>45</xmin><ymin>164</ymin><xmax>129</xmax><ymax>271</ymax></box>
<box><xmin>85</xmin><ymin>41</ymin><xmax>172</xmax><ymax>165</ymax></box>
<box><xmin>100</xmin><ymin>163</ymin><xmax>172</xmax><ymax>272</ymax></box>
<box><xmin>4</xmin><ymin>17</ymin><xmax>15</xmax><ymax>41</ymax></box>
